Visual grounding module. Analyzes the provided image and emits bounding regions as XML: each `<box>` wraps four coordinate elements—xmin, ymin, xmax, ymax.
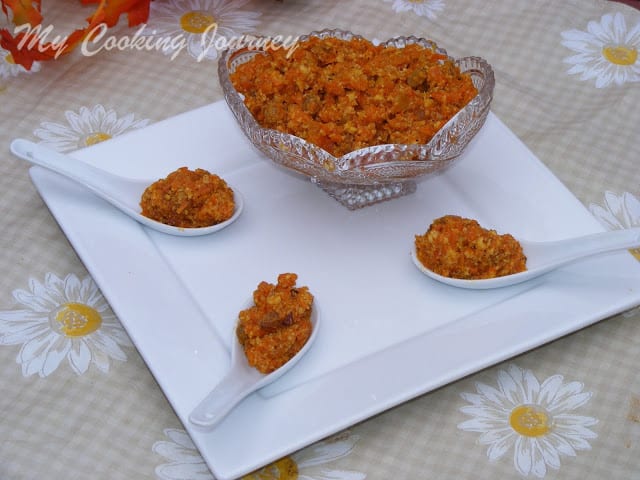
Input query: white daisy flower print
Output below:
<box><xmin>589</xmin><ymin>191</ymin><xmax>640</xmax><ymax>231</ymax></box>
<box><xmin>384</xmin><ymin>0</ymin><xmax>445</xmax><ymax>20</ymax></box>
<box><xmin>0</xmin><ymin>273</ymin><xmax>133</xmax><ymax>377</ymax></box>
<box><xmin>141</xmin><ymin>0</ymin><xmax>261</xmax><ymax>61</ymax></box>
<box><xmin>0</xmin><ymin>46</ymin><xmax>41</xmax><ymax>80</ymax></box>
<box><xmin>153</xmin><ymin>428</ymin><xmax>366</xmax><ymax>480</ymax></box>
<box><xmin>561</xmin><ymin>12</ymin><xmax>640</xmax><ymax>88</ymax></box>
<box><xmin>153</xmin><ymin>429</ymin><xmax>214</xmax><ymax>480</ymax></box>
<box><xmin>244</xmin><ymin>431</ymin><xmax>365</xmax><ymax>480</ymax></box>
<box><xmin>589</xmin><ymin>190</ymin><xmax>640</xmax><ymax>261</ymax></box>
<box><xmin>589</xmin><ymin>191</ymin><xmax>640</xmax><ymax>317</ymax></box>
<box><xmin>33</xmin><ymin>104</ymin><xmax>149</xmax><ymax>152</ymax></box>
<box><xmin>458</xmin><ymin>364</ymin><xmax>597</xmax><ymax>478</ymax></box>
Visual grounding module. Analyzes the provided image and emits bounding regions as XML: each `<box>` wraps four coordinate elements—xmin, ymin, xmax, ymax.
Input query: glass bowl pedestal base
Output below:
<box><xmin>311</xmin><ymin>178</ymin><xmax>417</xmax><ymax>210</ymax></box>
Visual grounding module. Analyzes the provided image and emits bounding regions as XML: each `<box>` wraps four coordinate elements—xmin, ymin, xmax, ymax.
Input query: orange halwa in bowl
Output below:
<box><xmin>218</xmin><ymin>29</ymin><xmax>494</xmax><ymax>209</ymax></box>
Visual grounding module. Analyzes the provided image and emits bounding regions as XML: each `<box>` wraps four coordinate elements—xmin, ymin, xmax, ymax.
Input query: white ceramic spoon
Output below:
<box><xmin>411</xmin><ymin>227</ymin><xmax>640</xmax><ymax>289</ymax></box>
<box><xmin>189</xmin><ymin>303</ymin><xmax>319</xmax><ymax>429</ymax></box>
<box><xmin>10</xmin><ymin>138</ymin><xmax>243</xmax><ymax>236</ymax></box>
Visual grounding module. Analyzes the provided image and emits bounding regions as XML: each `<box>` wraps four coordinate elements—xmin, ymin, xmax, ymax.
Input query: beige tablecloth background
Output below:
<box><xmin>1</xmin><ymin>1</ymin><xmax>640</xmax><ymax>478</ymax></box>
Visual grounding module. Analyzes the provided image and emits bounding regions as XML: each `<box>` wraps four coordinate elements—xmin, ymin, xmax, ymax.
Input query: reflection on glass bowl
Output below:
<box><xmin>218</xmin><ymin>29</ymin><xmax>495</xmax><ymax>210</ymax></box>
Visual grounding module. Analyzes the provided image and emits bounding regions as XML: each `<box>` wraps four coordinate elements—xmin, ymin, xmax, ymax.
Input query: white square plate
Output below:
<box><xmin>28</xmin><ymin>101</ymin><xmax>640</xmax><ymax>479</ymax></box>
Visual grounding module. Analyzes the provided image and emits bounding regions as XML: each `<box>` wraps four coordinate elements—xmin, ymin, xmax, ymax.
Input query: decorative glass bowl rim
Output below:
<box><xmin>218</xmin><ymin>28</ymin><xmax>495</xmax><ymax>185</ymax></box>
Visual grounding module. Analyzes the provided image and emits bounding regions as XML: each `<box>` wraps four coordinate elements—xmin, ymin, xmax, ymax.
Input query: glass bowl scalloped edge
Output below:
<box><xmin>218</xmin><ymin>28</ymin><xmax>495</xmax><ymax>210</ymax></box>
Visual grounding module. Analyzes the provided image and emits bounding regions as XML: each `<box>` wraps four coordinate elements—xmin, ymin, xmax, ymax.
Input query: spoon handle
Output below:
<box><xmin>189</xmin><ymin>368</ymin><xmax>261</xmax><ymax>428</ymax></box>
<box><xmin>10</xmin><ymin>138</ymin><xmax>142</xmax><ymax>210</ymax></box>
<box><xmin>12</xmin><ymin>139</ymin><xmax>111</xmax><ymax>187</ymax></box>
<box><xmin>526</xmin><ymin>227</ymin><xmax>640</xmax><ymax>268</ymax></box>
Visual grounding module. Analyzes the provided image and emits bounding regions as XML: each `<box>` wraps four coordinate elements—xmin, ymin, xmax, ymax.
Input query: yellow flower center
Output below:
<box><xmin>631</xmin><ymin>247</ymin><xmax>640</xmax><ymax>261</ymax></box>
<box><xmin>50</xmin><ymin>302</ymin><xmax>103</xmax><ymax>337</ymax></box>
<box><xmin>242</xmin><ymin>457</ymin><xmax>299</xmax><ymax>479</ymax></box>
<box><xmin>180</xmin><ymin>11</ymin><xmax>217</xmax><ymax>34</ymax></box>
<box><xmin>602</xmin><ymin>45</ymin><xmax>638</xmax><ymax>66</ymax></box>
<box><xmin>84</xmin><ymin>132</ymin><xmax>112</xmax><ymax>146</ymax></box>
<box><xmin>4</xmin><ymin>52</ymin><xmax>15</xmax><ymax>65</ymax></box>
<box><xmin>509</xmin><ymin>404</ymin><xmax>552</xmax><ymax>437</ymax></box>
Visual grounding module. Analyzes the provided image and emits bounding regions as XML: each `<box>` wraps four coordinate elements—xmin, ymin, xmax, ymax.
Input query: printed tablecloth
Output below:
<box><xmin>1</xmin><ymin>1</ymin><xmax>639</xmax><ymax>478</ymax></box>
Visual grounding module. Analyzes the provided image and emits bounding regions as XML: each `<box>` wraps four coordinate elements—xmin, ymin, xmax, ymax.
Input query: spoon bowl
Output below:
<box><xmin>189</xmin><ymin>301</ymin><xmax>319</xmax><ymax>429</ymax></box>
<box><xmin>412</xmin><ymin>227</ymin><xmax>640</xmax><ymax>289</ymax></box>
<box><xmin>10</xmin><ymin>138</ymin><xmax>243</xmax><ymax>236</ymax></box>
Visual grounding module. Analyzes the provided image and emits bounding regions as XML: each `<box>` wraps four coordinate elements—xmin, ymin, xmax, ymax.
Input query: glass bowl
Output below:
<box><xmin>218</xmin><ymin>29</ymin><xmax>495</xmax><ymax>209</ymax></box>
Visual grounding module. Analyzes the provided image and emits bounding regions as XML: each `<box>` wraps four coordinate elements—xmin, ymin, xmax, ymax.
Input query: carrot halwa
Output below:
<box><xmin>230</xmin><ymin>36</ymin><xmax>478</xmax><ymax>157</ymax></box>
<box><xmin>140</xmin><ymin>167</ymin><xmax>235</xmax><ymax>228</ymax></box>
<box><xmin>415</xmin><ymin>215</ymin><xmax>527</xmax><ymax>280</ymax></box>
<box><xmin>237</xmin><ymin>273</ymin><xmax>314</xmax><ymax>374</ymax></box>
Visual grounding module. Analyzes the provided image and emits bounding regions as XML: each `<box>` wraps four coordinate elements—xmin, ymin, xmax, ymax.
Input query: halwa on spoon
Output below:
<box><xmin>412</xmin><ymin>215</ymin><xmax>640</xmax><ymax>289</ymax></box>
<box><xmin>10</xmin><ymin>138</ymin><xmax>243</xmax><ymax>236</ymax></box>
<box><xmin>190</xmin><ymin>274</ymin><xmax>319</xmax><ymax>429</ymax></box>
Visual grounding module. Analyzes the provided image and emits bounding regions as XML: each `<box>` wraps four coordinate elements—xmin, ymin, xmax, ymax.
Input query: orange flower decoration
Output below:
<box><xmin>0</xmin><ymin>0</ymin><xmax>151</xmax><ymax>69</ymax></box>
